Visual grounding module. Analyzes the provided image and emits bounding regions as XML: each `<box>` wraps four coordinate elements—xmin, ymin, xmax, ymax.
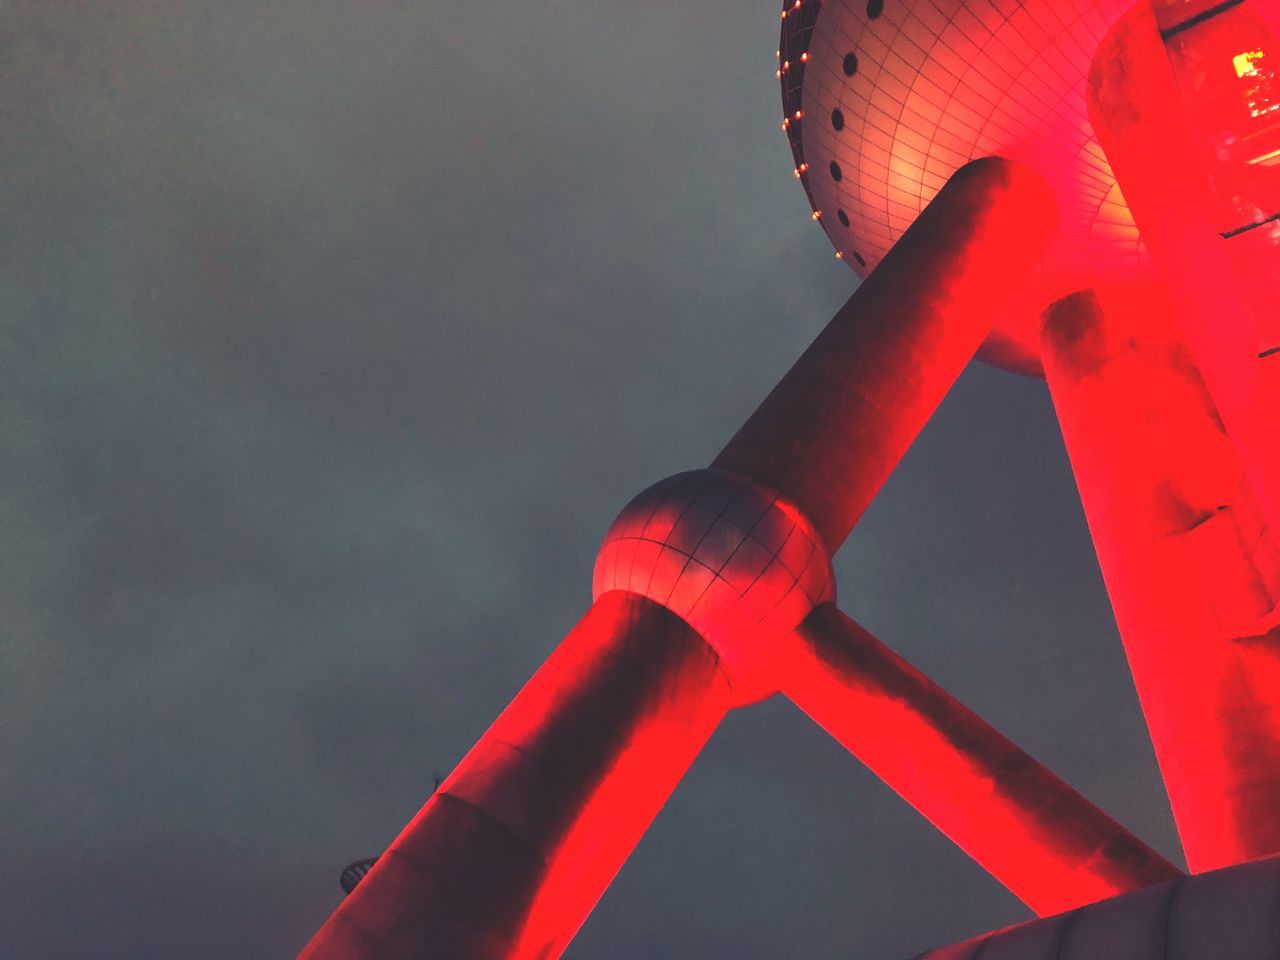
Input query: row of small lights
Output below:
<box><xmin>777</xmin><ymin>0</ymin><xmax>847</xmax><ymax>261</ymax></box>
<box><xmin>776</xmin><ymin>52</ymin><xmax>810</xmax><ymax>79</ymax></box>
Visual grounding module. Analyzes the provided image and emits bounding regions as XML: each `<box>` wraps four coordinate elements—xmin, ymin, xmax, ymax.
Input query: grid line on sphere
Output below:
<box><xmin>638</xmin><ymin>478</ymin><xmax>704</xmax><ymax>600</ymax></box>
<box><xmin>592</xmin><ymin>470</ymin><xmax>833</xmax><ymax>692</ymax></box>
<box><xmin>664</xmin><ymin>485</ymin><xmax>762</xmax><ymax>611</ymax></box>
<box><xmin>787</xmin><ymin>0</ymin><xmax>1150</xmax><ymax>370</ymax></box>
<box><xmin>621</xmin><ymin>475</ymin><xmax>680</xmax><ymax>591</ymax></box>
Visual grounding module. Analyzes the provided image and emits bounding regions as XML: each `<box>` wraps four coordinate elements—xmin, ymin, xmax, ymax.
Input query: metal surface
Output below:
<box><xmin>780</xmin><ymin>0</ymin><xmax>1146</xmax><ymax>373</ymax></box>
<box><xmin>1087</xmin><ymin>0</ymin><xmax>1280</xmax><ymax>539</ymax></box>
<box><xmin>783</xmin><ymin>603</ymin><xmax>1181</xmax><ymax>916</ymax></box>
<box><xmin>714</xmin><ymin>156</ymin><xmax>1056</xmax><ymax>552</ymax></box>
<box><xmin>593</xmin><ymin>468</ymin><xmax>834</xmax><ymax>704</ymax></box>
<box><xmin>1042</xmin><ymin>281</ymin><xmax>1280</xmax><ymax>872</ymax></box>
<box><xmin>299</xmin><ymin>592</ymin><xmax>732</xmax><ymax>959</ymax></box>
<box><xmin>339</xmin><ymin>858</ymin><xmax>378</xmax><ymax>897</ymax></box>
<box><xmin>915</xmin><ymin>852</ymin><xmax>1280</xmax><ymax>959</ymax></box>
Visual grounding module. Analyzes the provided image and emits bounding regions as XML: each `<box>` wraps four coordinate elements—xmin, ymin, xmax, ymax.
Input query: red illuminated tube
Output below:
<box><xmin>780</xmin><ymin>603</ymin><xmax>1182</xmax><ymax>917</ymax></box>
<box><xmin>1088</xmin><ymin>3</ymin><xmax>1280</xmax><ymax>540</ymax></box>
<box><xmin>1042</xmin><ymin>282</ymin><xmax>1280</xmax><ymax>873</ymax></box>
<box><xmin>299</xmin><ymin>592</ymin><xmax>734</xmax><ymax>960</ymax></box>
<box><xmin>714</xmin><ymin>157</ymin><xmax>1058</xmax><ymax>554</ymax></box>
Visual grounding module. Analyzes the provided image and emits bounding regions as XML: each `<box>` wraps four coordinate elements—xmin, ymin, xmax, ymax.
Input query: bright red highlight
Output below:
<box><xmin>1088</xmin><ymin>2</ymin><xmax>1280</xmax><ymax>541</ymax></box>
<box><xmin>298</xmin><ymin>592</ymin><xmax>731</xmax><ymax>959</ymax></box>
<box><xmin>1042</xmin><ymin>281</ymin><xmax>1280</xmax><ymax>873</ymax></box>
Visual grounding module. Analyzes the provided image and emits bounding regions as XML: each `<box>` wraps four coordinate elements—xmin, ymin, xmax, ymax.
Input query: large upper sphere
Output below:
<box><xmin>780</xmin><ymin>0</ymin><xmax>1150</xmax><ymax>375</ymax></box>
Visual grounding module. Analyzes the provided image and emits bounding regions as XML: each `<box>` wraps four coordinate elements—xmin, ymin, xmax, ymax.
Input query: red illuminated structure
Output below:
<box><xmin>299</xmin><ymin>1</ymin><xmax>1280</xmax><ymax>956</ymax></box>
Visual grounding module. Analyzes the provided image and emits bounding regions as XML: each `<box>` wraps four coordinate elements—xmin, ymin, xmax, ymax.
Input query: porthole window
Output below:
<box><xmin>867</xmin><ymin>0</ymin><xmax>884</xmax><ymax>19</ymax></box>
<box><xmin>843</xmin><ymin>52</ymin><xmax>859</xmax><ymax>76</ymax></box>
<box><xmin>831</xmin><ymin>108</ymin><xmax>845</xmax><ymax>131</ymax></box>
<box><xmin>837</xmin><ymin>209</ymin><xmax>850</xmax><ymax>227</ymax></box>
<box><xmin>829</xmin><ymin>160</ymin><xmax>843</xmax><ymax>181</ymax></box>
<box><xmin>853</xmin><ymin>251</ymin><xmax>867</xmax><ymax>267</ymax></box>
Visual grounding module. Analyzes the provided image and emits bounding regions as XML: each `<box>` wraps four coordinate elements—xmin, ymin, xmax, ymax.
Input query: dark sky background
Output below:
<box><xmin>4</xmin><ymin>2</ymin><xmax>1182</xmax><ymax>957</ymax></box>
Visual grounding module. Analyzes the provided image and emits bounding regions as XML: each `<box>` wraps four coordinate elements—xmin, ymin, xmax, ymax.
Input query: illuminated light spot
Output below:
<box><xmin>1235</xmin><ymin>50</ymin><xmax>1265</xmax><ymax>78</ymax></box>
<box><xmin>829</xmin><ymin>160</ymin><xmax>843</xmax><ymax>181</ymax></box>
<box><xmin>800</xmin><ymin>52</ymin><xmax>809</xmax><ymax>62</ymax></box>
<box><xmin>1249</xmin><ymin>145</ymin><xmax>1280</xmax><ymax>165</ymax></box>
<box><xmin>843</xmin><ymin>52</ymin><xmax>859</xmax><ymax>76</ymax></box>
<box><xmin>835</xmin><ymin>250</ymin><xmax>844</xmax><ymax>259</ymax></box>
<box><xmin>812</xmin><ymin>210</ymin><xmax>822</xmax><ymax>220</ymax></box>
<box><xmin>794</xmin><ymin>109</ymin><xmax>804</xmax><ymax>119</ymax></box>
<box><xmin>837</xmin><ymin>209</ymin><xmax>850</xmax><ymax>227</ymax></box>
<box><xmin>867</xmin><ymin>0</ymin><xmax>884</xmax><ymax>18</ymax></box>
<box><xmin>831</xmin><ymin>108</ymin><xmax>845</xmax><ymax>131</ymax></box>
<box><xmin>782</xmin><ymin>117</ymin><xmax>790</xmax><ymax>128</ymax></box>
<box><xmin>776</xmin><ymin>69</ymin><xmax>783</xmax><ymax>78</ymax></box>
<box><xmin>798</xmin><ymin>162</ymin><xmax>809</xmax><ymax>172</ymax></box>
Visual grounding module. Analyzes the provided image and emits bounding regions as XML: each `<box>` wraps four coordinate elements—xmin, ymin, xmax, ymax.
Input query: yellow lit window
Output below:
<box><xmin>1234</xmin><ymin>50</ymin><xmax>1265</xmax><ymax>78</ymax></box>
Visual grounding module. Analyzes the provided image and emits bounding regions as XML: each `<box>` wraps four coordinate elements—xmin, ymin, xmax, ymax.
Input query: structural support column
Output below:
<box><xmin>781</xmin><ymin>603</ymin><xmax>1181</xmax><ymax>916</ymax></box>
<box><xmin>299</xmin><ymin>591</ymin><xmax>732</xmax><ymax>960</ymax></box>
<box><xmin>1042</xmin><ymin>282</ymin><xmax>1280</xmax><ymax>873</ymax></box>
<box><xmin>714</xmin><ymin>156</ymin><xmax>1058</xmax><ymax>553</ymax></box>
<box><xmin>1088</xmin><ymin>3</ymin><xmax>1280</xmax><ymax>537</ymax></box>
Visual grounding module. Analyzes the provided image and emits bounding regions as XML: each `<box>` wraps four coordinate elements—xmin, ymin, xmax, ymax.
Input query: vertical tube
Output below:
<box><xmin>299</xmin><ymin>591</ymin><xmax>732</xmax><ymax>959</ymax></box>
<box><xmin>1087</xmin><ymin>3</ymin><xmax>1280</xmax><ymax>538</ymax></box>
<box><xmin>781</xmin><ymin>604</ymin><xmax>1181</xmax><ymax>916</ymax></box>
<box><xmin>713</xmin><ymin>156</ymin><xmax>1057</xmax><ymax>553</ymax></box>
<box><xmin>1042</xmin><ymin>282</ymin><xmax>1280</xmax><ymax>873</ymax></box>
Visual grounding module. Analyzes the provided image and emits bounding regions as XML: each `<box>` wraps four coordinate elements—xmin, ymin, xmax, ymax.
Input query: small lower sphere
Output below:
<box><xmin>593</xmin><ymin>469</ymin><xmax>834</xmax><ymax>697</ymax></box>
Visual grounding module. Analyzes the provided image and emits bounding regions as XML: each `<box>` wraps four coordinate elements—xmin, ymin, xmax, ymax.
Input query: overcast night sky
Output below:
<box><xmin>3</xmin><ymin>2</ymin><xmax>1182</xmax><ymax>957</ymax></box>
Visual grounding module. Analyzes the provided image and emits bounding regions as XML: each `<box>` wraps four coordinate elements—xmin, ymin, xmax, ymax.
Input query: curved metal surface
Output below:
<box><xmin>779</xmin><ymin>0</ymin><xmax>1148</xmax><ymax>373</ymax></box>
<box><xmin>914</xmin><ymin>852</ymin><xmax>1280</xmax><ymax>959</ymax></box>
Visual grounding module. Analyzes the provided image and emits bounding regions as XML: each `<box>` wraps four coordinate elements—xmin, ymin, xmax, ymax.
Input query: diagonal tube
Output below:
<box><xmin>298</xmin><ymin>591</ymin><xmax>733</xmax><ymax>960</ymax></box>
<box><xmin>780</xmin><ymin>603</ymin><xmax>1182</xmax><ymax>916</ymax></box>
<box><xmin>713</xmin><ymin>156</ymin><xmax>1058</xmax><ymax>555</ymax></box>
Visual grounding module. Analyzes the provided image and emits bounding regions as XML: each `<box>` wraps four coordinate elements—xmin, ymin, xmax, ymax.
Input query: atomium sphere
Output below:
<box><xmin>593</xmin><ymin>469</ymin><xmax>834</xmax><ymax>700</ymax></box>
<box><xmin>780</xmin><ymin>0</ymin><xmax>1149</xmax><ymax>374</ymax></box>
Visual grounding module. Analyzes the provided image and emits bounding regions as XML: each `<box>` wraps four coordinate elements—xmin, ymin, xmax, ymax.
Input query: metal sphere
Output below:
<box><xmin>339</xmin><ymin>857</ymin><xmax>378</xmax><ymax>896</ymax></box>
<box><xmin>782</xmin><ymin>0</ymin><xmax>1148</xmax><ymax>374</ymax></box>
<box><xmin>593</xmin><ymin>469</ymin><xmax>834</xmax><ymax>699</ymax></box>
